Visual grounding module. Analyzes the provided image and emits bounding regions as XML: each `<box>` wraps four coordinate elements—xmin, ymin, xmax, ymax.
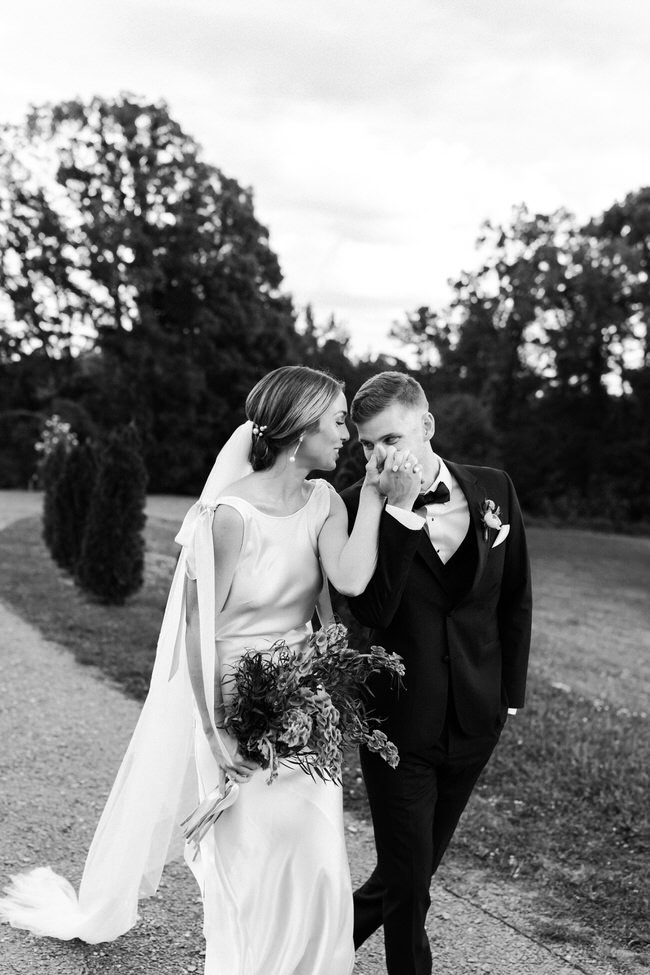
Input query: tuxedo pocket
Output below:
<box><xmin>491</xmin><ymin>524</ymin><xmax>510</xmax><ymax>548</ymax></box>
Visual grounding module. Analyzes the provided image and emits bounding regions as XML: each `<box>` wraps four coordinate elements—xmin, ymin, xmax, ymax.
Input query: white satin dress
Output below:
<box><xmin>186</xmin><ymin>480</ymin><xmax>354</xmax><ymax>975</ymax></box>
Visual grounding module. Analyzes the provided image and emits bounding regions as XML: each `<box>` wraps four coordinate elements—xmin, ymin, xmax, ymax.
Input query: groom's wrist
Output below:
<box><xmin>385</xmin><ymin>485</ymin><xmax>419</xmax><ymax>509</ymax></box>
<box><xmin>386</xmin><ymin>497</ymin><xmax>413</xmax><ymax>509</ymax></box>
<box><xmin>385</xmin><ymin>504</ymin><xmax>422</xmax><ymax>530</ymax></box>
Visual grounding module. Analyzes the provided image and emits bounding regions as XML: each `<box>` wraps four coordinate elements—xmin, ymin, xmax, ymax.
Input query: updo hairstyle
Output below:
<box><xmin>245</xmin><ymin>366</ymin><xmax>344</xmax><ymax>471</ymax></box>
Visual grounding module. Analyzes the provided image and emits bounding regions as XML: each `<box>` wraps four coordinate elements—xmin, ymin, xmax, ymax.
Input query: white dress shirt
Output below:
<box><xmin>385</xmin><ymin>455</ymin><xmax>469</xmax><ymax>564</ymax></box>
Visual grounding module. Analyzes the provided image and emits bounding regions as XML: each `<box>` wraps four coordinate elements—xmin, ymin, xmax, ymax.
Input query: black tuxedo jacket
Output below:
<box><xmin>341</xmin><ymin>462</ymin><xmax>532</xmax><ymax>749</ymax></box>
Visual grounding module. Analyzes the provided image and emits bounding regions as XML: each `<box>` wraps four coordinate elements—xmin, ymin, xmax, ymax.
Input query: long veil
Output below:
<box><xmin>0</xmin><ymin>423</ymin><xmax>254</xmax><ymax>944</ymax></box>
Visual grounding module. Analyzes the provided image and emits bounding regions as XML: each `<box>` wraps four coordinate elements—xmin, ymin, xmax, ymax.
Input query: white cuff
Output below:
<box><xmin>385</xmin><ymin>504</ymin><xmax>423</xmax><ymax>530</ymax></box>
<box><xmin>507</xmin><ymin>708</ymin><xmax>518</xmax><ymax>715</ymax></box>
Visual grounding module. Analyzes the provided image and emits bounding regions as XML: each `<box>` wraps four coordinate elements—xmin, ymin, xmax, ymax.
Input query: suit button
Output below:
<box><xmin>442</xmin><ymin>655</ymin><xmax>450</xmax><ymax>663</ymax></box>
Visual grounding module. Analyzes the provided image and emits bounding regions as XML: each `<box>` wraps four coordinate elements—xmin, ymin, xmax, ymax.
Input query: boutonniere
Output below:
<box><xmin>479</xmin><ymin>499</ymin><xmax>502</xmax><ymax>541</ymax></box>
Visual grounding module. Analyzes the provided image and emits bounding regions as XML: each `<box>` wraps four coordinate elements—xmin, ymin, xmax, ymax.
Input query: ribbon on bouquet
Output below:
<box><xmin>181</xmin><ymin>778</ymin><xmax>240</xmax><ymax>858</ymax></box>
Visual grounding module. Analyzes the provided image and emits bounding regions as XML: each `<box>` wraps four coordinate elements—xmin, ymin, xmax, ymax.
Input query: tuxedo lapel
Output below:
<box><xmin>445</xmin><ymin>461</ymin><xmax>490</xmax><ymax>597</ymax></box>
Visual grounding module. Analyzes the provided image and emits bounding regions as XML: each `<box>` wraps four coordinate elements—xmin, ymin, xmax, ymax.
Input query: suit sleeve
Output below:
<box><xmin>341</xmin><ymin>489</ymin><xmax>423</xmax><ymax>629</ymax></box>
<box><xmin>497</xmin><ymin>472</ymin><xmax>532</xmax><ymax>709</ymax></box>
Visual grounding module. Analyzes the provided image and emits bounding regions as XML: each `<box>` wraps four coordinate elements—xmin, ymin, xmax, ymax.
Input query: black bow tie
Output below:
<box><xmin>413</xmin><ymin>483</ymin><xmax>450</xmax><ymax>509</ymax></box>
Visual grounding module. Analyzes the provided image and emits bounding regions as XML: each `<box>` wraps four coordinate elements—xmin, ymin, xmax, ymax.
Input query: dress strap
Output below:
<box><xmin>309</xmin><ymin>479</ymin><xmax>333</xmax><ymax>521</ymax></box>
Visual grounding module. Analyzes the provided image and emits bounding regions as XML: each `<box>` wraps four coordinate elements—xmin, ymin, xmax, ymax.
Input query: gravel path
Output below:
<box><xmin>0</xmin><ymin>491</ymin><xmax>635</xmax><ymax>974</ymax></box>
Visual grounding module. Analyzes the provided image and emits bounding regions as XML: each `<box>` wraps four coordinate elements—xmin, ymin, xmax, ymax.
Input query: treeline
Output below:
<box><xmin>1</xmin><ymin>94</ymin><xmax>648</xmax><ymax>529</ymax></box>
<box><xmin>393</xmin><ymin>202</ymin><xmax>650</xmax><ymax>528</ymax></box>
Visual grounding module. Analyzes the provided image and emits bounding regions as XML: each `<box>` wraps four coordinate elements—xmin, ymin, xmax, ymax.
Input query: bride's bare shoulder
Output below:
<box><xmin>216</xmin><ymin>472</ymin><xmax>261</xmax><ymax>503</ymax></box>
<box><xmin>213</xmin><ymin>473</ymin><xmax>285</xmax><ymax>513</ymax></box>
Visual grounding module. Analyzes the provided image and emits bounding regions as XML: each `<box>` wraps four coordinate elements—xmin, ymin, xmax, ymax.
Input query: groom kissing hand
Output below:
<box><xmin>339</xmin><ymin>372</ymin><xmax>532</xmax><ymax>975</ymax></box>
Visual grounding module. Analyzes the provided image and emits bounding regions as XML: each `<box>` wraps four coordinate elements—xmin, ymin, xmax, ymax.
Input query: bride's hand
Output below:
<box><xmin>375</xmin><ymin>445</ymin><xmax>422</xmax><ymax>508</ymax></box>
<box><xmin>205</xmin><ymin>726</ymin><xmax>259</xmax><ymax>784</ymax></box>
<box><xmin>361</xmin><ymin>451</ymin><xmax>382</xmax><ymax>492</ymax></box>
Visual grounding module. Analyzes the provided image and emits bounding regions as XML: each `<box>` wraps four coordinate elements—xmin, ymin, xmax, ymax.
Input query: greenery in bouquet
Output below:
<box><xmin>224</xmin><ymin>622</ymin><xmax>404</xmax><ymax>783</ymax></box>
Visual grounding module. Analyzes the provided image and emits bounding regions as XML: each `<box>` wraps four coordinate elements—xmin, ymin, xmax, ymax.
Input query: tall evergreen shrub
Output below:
<box><xmin>51</xmin><ymin>442</ymin><xmax>98</xmax><ymax>574</ymax></box>
<box><xmin>77</xmin><ymin>425</ymin><xmax>148</xmax><ymax>604</ymax></box>
<box><xmin>38</xmin><ymin>415</ymin><xmax>79</xmax><ymax>563</ymax></box>
<box><xmin>42</xmin><ymin>441</ymin><xmax>68</xmax><ymax>560</ymax></box>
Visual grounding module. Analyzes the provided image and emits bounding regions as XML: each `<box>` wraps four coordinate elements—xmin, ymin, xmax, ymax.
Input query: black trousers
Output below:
<box><xmin>353</xmin><ymin>717</ymin><xmax>502</xmax><ymax>975</ymax></box>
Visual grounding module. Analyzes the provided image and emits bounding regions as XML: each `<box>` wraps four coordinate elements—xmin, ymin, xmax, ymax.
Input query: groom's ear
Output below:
<box><xmin>422</xmin><ymin>412</ymin><xmax>435</xmax><ymax>441</ymax></box>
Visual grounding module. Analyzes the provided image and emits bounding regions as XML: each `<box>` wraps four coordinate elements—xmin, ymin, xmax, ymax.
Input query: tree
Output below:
<box><xmin>395</xmin><ymin>207</ymin><xmax>644</xmax><ymax>419</ymax></box>
<box><xmin>0</xmin><ymin>94</ymin><xmax>301</xmax><ymax>491</ymax></box>
<box><xmin>391</xmin><ymin>203</ymin><xmax>650</xmax><ymax>523</ymax></box>
<box><xmin>77</xmin><ymin>425</ymin><xmax>147</xmax><ymax>604</ymax></box>
<box><xmin>431</xmin><ymin>394</ymin><xmax>499</xmax><ymax>466</ymax></box>
<box><xmin>390</xmin><ymin>306</ymin><xmax>450</xmax><ymax>379</ymax></box>
<box><xmin>595</xmin><ymin>187</ymin><xmax>650</xmax><ymax>367</ymax></box>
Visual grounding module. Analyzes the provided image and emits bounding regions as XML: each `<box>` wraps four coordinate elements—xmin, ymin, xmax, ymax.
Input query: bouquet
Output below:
<box><xmin>181</xmin><ymin>622</ymin><xmax>404</xmax><ymax>850</ymax></box>
<box><xmin>226</xmin><ymin>621</ymin><xmax>404</xmax><ymax>782</ymax></box>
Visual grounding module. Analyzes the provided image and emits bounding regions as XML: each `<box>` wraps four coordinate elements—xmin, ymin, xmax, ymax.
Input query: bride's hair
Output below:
<box><xmin>246</xmin><ymin>366</ymin><xmax>344</xmax><ymax>471</ymax></box>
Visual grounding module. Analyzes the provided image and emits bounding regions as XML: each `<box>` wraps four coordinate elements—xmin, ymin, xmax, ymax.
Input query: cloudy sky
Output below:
<box><xmin>1</xmin><ymin>0</ymin><xmax>649</xmax><ymax>356</ymax></box>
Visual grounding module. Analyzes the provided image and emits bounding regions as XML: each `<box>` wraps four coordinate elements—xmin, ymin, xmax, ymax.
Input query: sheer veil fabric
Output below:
<box><xmin>0</xmin><ymin>422</ymin><xmax>257</xmax><ymax>943</ymax></box>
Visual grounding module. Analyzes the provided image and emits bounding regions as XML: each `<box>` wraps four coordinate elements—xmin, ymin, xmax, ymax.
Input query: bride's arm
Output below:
<box><xmin>184</xmin><ymin>506</ymin><xmax>257</xmax><ymax>779</ymax></box>
<box><xmin>319</xmin><ymin>454</ymin><xmax>420</xmax><ymax>596</ymax></box>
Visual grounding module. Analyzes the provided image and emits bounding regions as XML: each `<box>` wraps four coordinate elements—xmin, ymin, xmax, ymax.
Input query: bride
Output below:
<box><xmin>0</xmin><ymin>365</ymin><xmax>421</xmax><ymax>975</ymax></box>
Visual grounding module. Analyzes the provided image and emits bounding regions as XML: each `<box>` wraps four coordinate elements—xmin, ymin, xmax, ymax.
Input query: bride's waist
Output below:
<box><xmin>216</xmin><ymin>623</ymin><xmax>312</xmax><ymax>659</ymax></box>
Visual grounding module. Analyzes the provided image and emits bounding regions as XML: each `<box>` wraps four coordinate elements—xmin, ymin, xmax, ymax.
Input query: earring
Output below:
<box><xmin>289</xmin><ymin>433</ymin><xmax>304</xmax><ymax>463</ymax></box>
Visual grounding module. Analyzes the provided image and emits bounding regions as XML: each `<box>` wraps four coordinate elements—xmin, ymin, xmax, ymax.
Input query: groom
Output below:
<box><xmin>340</xmin><ymin>372</ymin><xmax>532</xmax><ymax>975</ymax></box>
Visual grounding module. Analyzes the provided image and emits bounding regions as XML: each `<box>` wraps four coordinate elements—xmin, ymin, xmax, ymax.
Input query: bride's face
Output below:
<box><xmin>301</xmin><ymin>391</ymin><xmax>350</xmax><ymax>471</ymax></box>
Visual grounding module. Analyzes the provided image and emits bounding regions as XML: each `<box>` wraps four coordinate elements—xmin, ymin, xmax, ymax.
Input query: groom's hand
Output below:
<box><xmin>376</xmin><ymin>445</ymin><xmax>422</xmax><ymax>509</ymax></box>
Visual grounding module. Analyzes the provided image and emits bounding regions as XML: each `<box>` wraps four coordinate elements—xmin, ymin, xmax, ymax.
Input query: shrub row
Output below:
<box><xmin>42</xmin><ymin>425</ymin><xmax>148</xmax><ymax>604</ymax></box>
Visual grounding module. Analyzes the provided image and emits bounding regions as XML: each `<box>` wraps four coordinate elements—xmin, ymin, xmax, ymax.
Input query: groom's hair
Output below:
<box><xmin>351</xmin><ymin>371</ymin><xmax>429</xmax><ymax>424</ymax></box>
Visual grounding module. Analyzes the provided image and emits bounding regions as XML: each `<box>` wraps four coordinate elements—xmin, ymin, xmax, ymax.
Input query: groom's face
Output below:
<box><xmin>355</xmin><ymin>402</ymin><xmax>434</xmax><ymax>468</ymax></box>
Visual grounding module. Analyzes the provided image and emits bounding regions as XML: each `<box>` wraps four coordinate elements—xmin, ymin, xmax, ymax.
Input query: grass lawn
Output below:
<box><xmin>528</xmin><ymin>528</ymin><xmax>650</xmax><ymax>714</ymax></box>
<box><xmin>0</xmin><ymin>513</ymin><xmax>648</xmax><ymax>963</ymax></box>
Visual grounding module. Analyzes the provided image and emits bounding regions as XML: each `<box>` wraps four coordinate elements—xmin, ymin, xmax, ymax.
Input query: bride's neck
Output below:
<box><xmin>255</xmin><ymin>457</ymin><xmax>310</xmax><ymax>501</ymax></box>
